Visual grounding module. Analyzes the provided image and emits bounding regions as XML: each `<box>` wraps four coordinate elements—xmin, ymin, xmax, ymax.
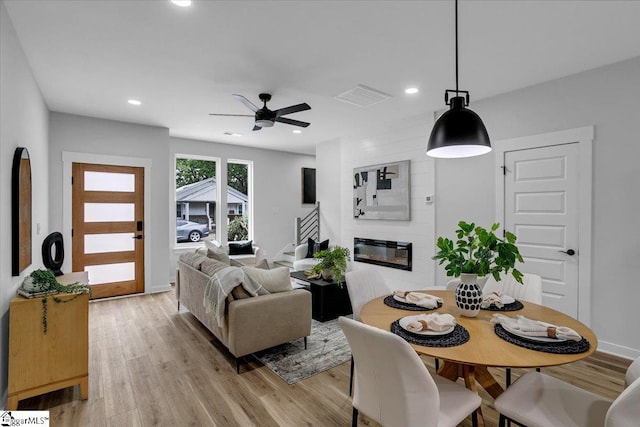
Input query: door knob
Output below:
<box><xmin>558</xmin><ymin>249</ymin><xmax>576</xmax><ymax>256</ymax></box>
<box><xmin>132</xmin><ymin>235</ymin><xmax>143</xmax><ymax>240</ymax></box>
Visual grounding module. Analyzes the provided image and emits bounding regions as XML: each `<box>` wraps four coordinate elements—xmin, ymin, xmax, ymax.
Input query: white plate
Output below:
<box><xmin>502</xmin><ymin>295</ymin><xmax>515</xmax><ymax>305</ymax></box>
<box><xmin>502</xmin><ymin>323</ymin><xmax>567</xmax><ymax>343</ymax></box>
<box><xmin>399</xmin><ymin>315</ymin><xmax>455</xmax><ymax>336</ymax></box>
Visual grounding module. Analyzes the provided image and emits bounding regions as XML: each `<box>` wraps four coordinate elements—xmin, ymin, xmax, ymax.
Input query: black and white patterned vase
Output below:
<box><xmin>455</xmin><ymin>274</ymin><xmax>483</xmax><ymax>317</ymax></box>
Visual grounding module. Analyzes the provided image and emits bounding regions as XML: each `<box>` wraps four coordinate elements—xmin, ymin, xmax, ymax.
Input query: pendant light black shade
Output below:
<box><xmin>427</xmin><ymin>96</ymin><xmax>491</xmax><ymax>158</ymax></box>
<box><xmin>426</xmin><ymin>0</ymin><xmax>491</xmax><ymax>158</ymax></box>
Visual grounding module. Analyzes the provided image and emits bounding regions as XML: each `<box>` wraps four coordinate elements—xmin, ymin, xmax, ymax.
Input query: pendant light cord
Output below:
<box><xmin>455</xmin><ymin>0</ymin><xmax>459</xmax><ymax>94</ymax></box>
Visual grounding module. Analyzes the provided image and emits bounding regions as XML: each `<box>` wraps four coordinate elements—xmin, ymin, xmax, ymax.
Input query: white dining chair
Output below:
<box><xmin>482</xmin><ymin>273</ymin><xmax>542</xmax><ymax>304</ymax></box>
<box><xmin>494</xmin><ymin>355</ymin><xmax>640</xmax><ymax>427</ymax></box>
<box><xmin>483</xmin><ymin>272</ymin><xmax>543</xmax><ymax>388</ymax></box>
<box><xmin>339</xmin><ymin>316</ymin><xmax>481</xmax><ymax>427</ymax></box>
<box><xmin>344</xmin><ymin>268</ymin><xmax>391</xmax><ymax>396</ymax></box>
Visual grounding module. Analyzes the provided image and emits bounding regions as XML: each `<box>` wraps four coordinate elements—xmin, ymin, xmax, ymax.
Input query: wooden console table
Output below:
<box><xmin>7</xmin><ymin>271</ymin><xmax>89</xmax><ymax>409</ymax></box>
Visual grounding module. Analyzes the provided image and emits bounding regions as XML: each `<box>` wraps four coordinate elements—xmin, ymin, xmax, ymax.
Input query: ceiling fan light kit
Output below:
<box><xmin>427</xmin><ymin>0</ymin><xmax>491</xmax><ymax>159</ymax></box>
<box><xmin>210</xmin><ymin>92</ymin><xmax>311</xmax><ymax>132</ymax></box>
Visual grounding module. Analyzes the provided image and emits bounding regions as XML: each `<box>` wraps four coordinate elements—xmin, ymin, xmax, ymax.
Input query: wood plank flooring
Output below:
<box><xmin>17</xmin><ymin>288</ymin><xmax>630</xmax><ymax>426</ymax></box>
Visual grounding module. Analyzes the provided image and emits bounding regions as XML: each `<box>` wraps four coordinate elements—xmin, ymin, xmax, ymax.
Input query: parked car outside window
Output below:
<box><xmin>176</xmin><ymin>219</ymin><xmax>209</xmax><ymax>242</ymax></box>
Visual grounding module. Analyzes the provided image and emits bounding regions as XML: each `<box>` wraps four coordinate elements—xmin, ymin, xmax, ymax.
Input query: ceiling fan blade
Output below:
<box><xmin>232</xmin><ymin>94</ymin><xmax>259</xmax><ymax>112</ymax></box>
<box><xmin>275</xmin><ymin>117</ymin><xmax>310</xmax><ymax>128</ymax></box>
<box><xmin>208</xmin><ymin>113</ymin><xmax>254</xmax><ymax>117</ymax></box>
<box><xmin>252</xmin><ymin>125</ymin><xmax>262</xmax><ymax>131</ymax></box>
<box><xmin>274</xmin><ymin>103</ymin><xmax>311</xmax><ymax>117</ymax></box>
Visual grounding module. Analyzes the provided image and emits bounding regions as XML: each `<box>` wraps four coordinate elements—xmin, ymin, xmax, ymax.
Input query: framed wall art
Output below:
<box><xmin>353</xmin><ymin>160</ymin><xmax>410</xmax><ymax>220</ymax></box>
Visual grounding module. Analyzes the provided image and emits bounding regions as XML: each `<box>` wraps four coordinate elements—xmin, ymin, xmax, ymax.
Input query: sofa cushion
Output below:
<box><xmin>306</xmin><ymin>238</ymin><xmax>329</xmax><ymax>258</ymax></box>
<box><xmin>241</xmin><ymin>266</ymin><xmax>292</xmax><ymax>293</ymax></box>
<box><xmin>229</xmin><ymin>240</ymin><xmax>254</xmax><ymax>255</ymax></box>
<box><xmin>200</xmin><ymin>257</ymin><xmax>229</xmax><ymax>277</ymax></box>
<box><xmin>179</xmin><ymin>252</ymin><xmax>208</xmax><ymax>270</ymax></box>
<box><xmin>204</xmin><ymin>239</ymin><xmax>224</xmax><ymax>250</ymax></box>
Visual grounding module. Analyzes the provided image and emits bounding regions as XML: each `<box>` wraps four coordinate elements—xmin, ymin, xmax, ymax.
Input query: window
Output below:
<box><xmin>227</xmin><ymin>160</ymin><xmax>252</xmax><ymax>242</ymax></box>
<box><xmin>175</xmin><ymin>156</ymin><xmax>218</xmax><ymax>245</ymax></box>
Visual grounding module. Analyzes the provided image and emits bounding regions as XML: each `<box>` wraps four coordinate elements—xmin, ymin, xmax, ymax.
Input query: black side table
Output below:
<box><xmin>290</xmin><ymin>271</ymin><xmax>352</xmax><ymax>322</ymax></box>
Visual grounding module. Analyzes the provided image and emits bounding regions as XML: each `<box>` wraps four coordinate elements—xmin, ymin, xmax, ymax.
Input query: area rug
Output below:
<box><xmin>253</xmin><ymin>317</ymin><xmax>352</xmax><ymax>384</ymax></box>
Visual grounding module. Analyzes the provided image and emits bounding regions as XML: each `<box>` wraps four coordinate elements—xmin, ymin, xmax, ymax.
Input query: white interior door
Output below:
<box><xmin>503</xmin><ymin>143</ymin><xmax>580</xmax><ymax>317</ymax></box>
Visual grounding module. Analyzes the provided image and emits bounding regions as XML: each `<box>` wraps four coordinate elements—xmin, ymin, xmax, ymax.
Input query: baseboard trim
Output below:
<box><xmin>597</xmin><ymin>340</ymin><xmax>639</xmax><ymax>360</ymax></box>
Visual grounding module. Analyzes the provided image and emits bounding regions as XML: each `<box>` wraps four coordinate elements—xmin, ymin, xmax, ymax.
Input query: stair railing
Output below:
<box><xmin>295</xmin><ymin>202</ymin><xmax>320</xmax><ymax>246</ymax></box>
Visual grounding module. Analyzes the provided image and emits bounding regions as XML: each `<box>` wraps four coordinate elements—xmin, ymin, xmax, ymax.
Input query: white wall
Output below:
<box><xmin>0</xmin><ymin>0</ymin><xmax>50</xmax><ymax>403</ymax></box>
<box><xmin>49</xmin><ymin>112</ymin><xmax>171</xmax><ymax>293</ymax></box>
<box><xmin>316</xmin><ymin>138</ymin><xmax>342</xmax><ymax>244</ymax></box>
<box><xmin>169</xmin><ymin>136</ymin><xmax>315</xmax><ymax>280</ymax></box>
<box><xmin>317</xmin><ymin>113</ymin><xmax>436</xmax><ymax>291</ymax></box>
<box><xmin>434</xmin><ymin>56</ymin><xmax>640</xmax><ymax>358</ymax></box>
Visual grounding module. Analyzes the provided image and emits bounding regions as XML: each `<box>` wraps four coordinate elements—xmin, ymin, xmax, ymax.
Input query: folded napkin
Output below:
<box><xmin>481</xmin><ymin>291</ymin><xmax>504</xmax><ymax>309</ymax></box>
<box><xmin>394</xmin><ymin>291</ymin><xmax>443</xmax><ymax>309</ymax></box>
<box><xmin>406</xmin><ymin>313</ymin><xmax>456</xmax><ymax>333</ymax></box>
<box><xmin>491</xmin><ymin>314</ymin><xmax>582</xmax><ymax>341</ymax></box>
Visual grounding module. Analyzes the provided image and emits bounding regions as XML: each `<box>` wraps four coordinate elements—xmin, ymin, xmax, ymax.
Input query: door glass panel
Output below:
<box><xmin>84</xmin><ymin>171</ymin><xmax>135</xmax><ymax>192</ymax></box>
<box><xmin>84</xmin><ymin>203</ymin><xmax>134</xmax><ymax>222</ymax></box>
<box><xmin>84</xmin><ymin>233</ymin><xmax>135</xmax><ymax>254</ymax></box>
<box><xmin>85</xmin><ymin>262</ymin><xmax>135</xmax><ymax>284</ymax></box>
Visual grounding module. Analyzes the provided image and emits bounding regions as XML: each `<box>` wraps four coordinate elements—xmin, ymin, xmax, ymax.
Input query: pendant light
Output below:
<box><xmin>426</xmin><ymin>0</ymin><xmax>491</xmax><ymax>158</ymax></box>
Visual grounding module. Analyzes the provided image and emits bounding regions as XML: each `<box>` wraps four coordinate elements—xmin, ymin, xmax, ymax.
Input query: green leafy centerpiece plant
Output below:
<box><xmin>22</xmin><ymin>269</ymin><xmax>91</xmax><ymax>334</ymax></box>
<box><xmin>433</xmin><ymin>221</ymin><xmax>524</xmax><ymax>317</ymax></box>
<box><xmin>308</xmin><ymin>246</ymin><xmax>351</xmax><ymax>283</ymax></box>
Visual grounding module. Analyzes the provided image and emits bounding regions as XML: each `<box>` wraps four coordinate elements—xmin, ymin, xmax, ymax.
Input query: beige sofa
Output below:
<box><xmin>176</xmin><ymin>259</ymin><xmax>312</xmax><ymax>373</ymax></box>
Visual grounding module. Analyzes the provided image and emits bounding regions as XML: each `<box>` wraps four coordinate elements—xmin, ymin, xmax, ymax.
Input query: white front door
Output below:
<box><xmin>503</xmin><ymin>144</ymin><xmax>579</xmax><ymax>316</ymax></box>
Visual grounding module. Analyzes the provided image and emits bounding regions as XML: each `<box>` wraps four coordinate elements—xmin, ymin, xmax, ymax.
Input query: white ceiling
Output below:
<box><xmin>5</xmin><ymin>0</ymin><xmax>640</xmax><ymax>155</ymax></box>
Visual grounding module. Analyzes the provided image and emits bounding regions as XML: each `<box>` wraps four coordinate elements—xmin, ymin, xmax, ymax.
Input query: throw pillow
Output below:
<box><xmin>200</xmin><ymin>257</ymin><xmax>229</xmax><ymax>277</ymax></box>
<box><xmin>305</xmin><ymin>238</ymin><xmax>329</xmax><ymax>258</ymax></box>
<box><xmin>207</xmin><ymin>245</ymin><xmax>230</xmax><ymax>265</ymax></box>
<box><xmin>228</xmin><ymin>240</ymin><xmax>254</xmax><ymax>255</ymax></box>
<box><xmin>241</xmin><ymin>266</ymin><xmax>292</xmax><ymax>293</ymax></box>
<box><xmin>254</xmin><ymin>258</ymin><xmax>270</xmax><ymax>270</ymax></box>
<box><xmin>230</xmin><ymin>285</ymin><xmax>253</xmax><ymax>300</ymax></box>
<box><xmin>204</xmin><ymin>239</ymin><xmax>223</xmax><ymax>250</ymax></box>
<box><xmin>230</xmin><ymin>258</ymin><xmax>245</xmax><ymax>267</ymax></box>
<box><xmin>179</xmin><ymin>252</ymin><xmax>208</xmax><ymax>270</ymax></box>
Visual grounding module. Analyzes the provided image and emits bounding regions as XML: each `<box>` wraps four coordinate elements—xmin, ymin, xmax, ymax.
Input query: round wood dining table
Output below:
<box><xmin>360</xmin><ymin>290</ymin><xmax>597</xmax><ymax>425</ymax></box>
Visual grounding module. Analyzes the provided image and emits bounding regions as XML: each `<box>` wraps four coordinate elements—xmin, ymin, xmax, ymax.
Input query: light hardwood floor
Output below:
<box><xmin>17</xmin><ymin>288</ymin><xmax>630</xmax><ymax>426</ymax></box>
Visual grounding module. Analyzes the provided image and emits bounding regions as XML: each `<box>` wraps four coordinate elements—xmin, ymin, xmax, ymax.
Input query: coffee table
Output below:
<box><xmin>290</xmin><ymin>271</ymin><xmax>352</xmax><ymax>322</ymax></box>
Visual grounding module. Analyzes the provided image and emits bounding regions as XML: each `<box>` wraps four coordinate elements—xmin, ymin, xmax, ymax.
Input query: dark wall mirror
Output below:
<box><xmin>12</xmin><ymin>147</ymin><xmax>32</xmax><ymax>276</ymax></box>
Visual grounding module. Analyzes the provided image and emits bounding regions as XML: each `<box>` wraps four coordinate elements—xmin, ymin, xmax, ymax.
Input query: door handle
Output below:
<box><xmin>558</xmin><ymin>249</ymin><xmax>576</xmax><ymax>256</ymax></box>
<box><xmin>132</xmin><ymin>235</ymin><xmax>143</xmax><ymax>240</ymax></box>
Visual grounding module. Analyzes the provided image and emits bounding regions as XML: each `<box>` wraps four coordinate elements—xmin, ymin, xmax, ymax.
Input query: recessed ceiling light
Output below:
<box><xmin>405</xmin><ymin>87</ymin><xmax>419</xmax><ymax>95</ymax></box>
<box><xmin>293</xmin><ymin>130</ymin><xmax>302</xmax><ymax>134</ymax></box>
<box><xmin>223</xmin><ymin>132</ymin><xmax>243</xmax><ymax>137</ymax></box>
<box><xmin>127</xmin><ymin>99</ymin><xmax>141</xmax><ymax>106</ymax></box>
<box><xmin>170</xmin><ymin>0</ymin><xmax>192</xmax><ymax>6</ymax></box>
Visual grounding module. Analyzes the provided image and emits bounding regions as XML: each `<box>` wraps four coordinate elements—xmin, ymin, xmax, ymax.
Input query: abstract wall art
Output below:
<box><xmin>353</xmin><ymin>160</ymin><xmax>410</xmax><ymax>220</ymax></box>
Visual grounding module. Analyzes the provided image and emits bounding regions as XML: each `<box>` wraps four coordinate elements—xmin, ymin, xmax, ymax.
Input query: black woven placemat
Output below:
<box><xmin>494</xmin><ymin>324</ymin><xmax>590</xmax><ymax>354</ymax></box>
<box><xmin>383</xmin><ymin>295</ymin><xmax>442</xmax><ymax>311</ymax></box>
<box><xmin>391</xmin><ymin>320</ymin><xmax>469</xmax><ymax>347</ymax></box>
<box><xmin>481</xmin><ymin>300</ymin><xmax>524</xmax><ymax>312</ymax></box>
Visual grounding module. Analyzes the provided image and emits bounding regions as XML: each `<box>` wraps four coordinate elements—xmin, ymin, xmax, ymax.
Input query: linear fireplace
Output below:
<box><xmin>353</xmin><ymin>238</ymin><xmax>412</xmax><ymax>271</ymax></box>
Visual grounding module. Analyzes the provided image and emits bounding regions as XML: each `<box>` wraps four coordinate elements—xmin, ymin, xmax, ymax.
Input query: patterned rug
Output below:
<box><xmin>253</xmin><ymin>317</ymin><xmax>352</xmax><ymax>384</ymax></box>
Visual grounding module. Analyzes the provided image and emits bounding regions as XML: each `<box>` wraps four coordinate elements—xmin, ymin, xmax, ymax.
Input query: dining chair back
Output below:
<box><xmin>345</xmin><ymin>268</ymin><xmax>390</xmax><ymax>321</ymax></box>
<box><xmin>339</xmin><ymin>316</ymin><xmax>481</xmax><ymax>427</ymax></box>
<box><xmin>483</xmin><ymin>273</ymin><xmax>542</xmax><ymax>304</ymax></box>
<box><xmin>494</xmin><ymin>355</ymin><xmax>640</xmax><ymax>427</ymax></box>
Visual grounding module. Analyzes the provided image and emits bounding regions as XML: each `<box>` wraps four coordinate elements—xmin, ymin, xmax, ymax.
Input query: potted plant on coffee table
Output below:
<box><xmin>433</xmin><ymin>221</ymin><xmax>524</xmax><ymax>317</ymax></box>
<box><xmin>308</xmin><ymin>246</ymin><xmax>351</xmax><ymax>283</ymax></box>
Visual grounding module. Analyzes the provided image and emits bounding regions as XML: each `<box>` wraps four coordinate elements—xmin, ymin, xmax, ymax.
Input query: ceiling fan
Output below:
<box><xmin>209</xmin><ymin>93</ymin><xmax>311</xmax><ymax>131</ymax></box>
